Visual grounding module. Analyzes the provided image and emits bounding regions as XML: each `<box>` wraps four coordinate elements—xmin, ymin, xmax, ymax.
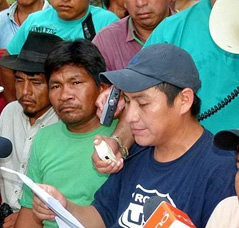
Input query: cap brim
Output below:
<box><xmin>214</xmin><ymin>130</ymin><xmax>239</xmax><ymax>150</ymax></box>
<box><xmin>99</xmin><ymin>68</ymin><xmax>162</xmax><ymax>92</ymax></box>
<box><xmin>0</xmin><ymin>55</ymin><xmax>44</xmax><ymax>73</ymax></box>
<box><xmin>209</xmin><ymin>0</ymin><xmax>239</xmax><ymax>54</ymax></box>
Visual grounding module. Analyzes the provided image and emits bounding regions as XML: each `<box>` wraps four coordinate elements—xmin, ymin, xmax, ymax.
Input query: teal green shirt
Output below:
<box><xmin>145</xmin><ymin>0</ymin><xmax>239</xmax><ymax>134</ymax></box>
<box><xmin>19</xmin><ymin>120</ymin><xmax>118</xmax><ymax>228</ymax></box>
<box><xmin>7</xmin><ymin>5</ymin><xmax>119</xmax><ymax>54</ymax></box>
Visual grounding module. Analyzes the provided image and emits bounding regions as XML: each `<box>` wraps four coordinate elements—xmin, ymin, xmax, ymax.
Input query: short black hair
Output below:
<box><xmin>155</xmin><ymin>83</ymin><xmax>201</xmax><ymax>117</ymax></box>
<box><xmin>44</xmin><ymin>38</ymin><xmax>106</xmax><ymax>86</ymax></box>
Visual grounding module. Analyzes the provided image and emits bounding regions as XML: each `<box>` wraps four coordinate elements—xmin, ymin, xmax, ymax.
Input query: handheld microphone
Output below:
<box><xmin>143</xmin><ymin>196</ymin><xmax>196</xmax><ymax>228</ymax></box>
<box><xmin>0</xmin><ymin>137</ymin><xmax>12</xmax><ymax>158</ymax></box>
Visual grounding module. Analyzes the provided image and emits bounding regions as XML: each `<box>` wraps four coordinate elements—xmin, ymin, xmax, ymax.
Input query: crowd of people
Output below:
<box><xmin>0</xmin><ymin>0</ymin><xmax>238</xmax><ymax>227</ymax></box>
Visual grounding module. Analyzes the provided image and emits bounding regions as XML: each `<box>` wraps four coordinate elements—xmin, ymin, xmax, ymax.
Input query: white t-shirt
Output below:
<box><xmin>206</xmin><ymin>196</ymin><xmax>239</xmax><ymax>228</ymax></box>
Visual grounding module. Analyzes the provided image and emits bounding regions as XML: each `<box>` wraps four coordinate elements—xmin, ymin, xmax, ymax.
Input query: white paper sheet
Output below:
<box><xmin>0</xmin><ymin>167</ymin><xmax>84</xmax><ymax>228</ymax></box>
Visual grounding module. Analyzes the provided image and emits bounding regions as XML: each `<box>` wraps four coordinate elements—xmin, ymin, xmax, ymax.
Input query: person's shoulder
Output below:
<box><xmin>202</xmin><ymin>130</ymin><xmax>235</xmax><ymax>160</ymax></box>
<box><xmin>207</xmin><ymin>144</ymin><xmax>236</xmax><ymax>176</ymax></box>
<box><xmin>1</xmin><ymin>101</ymin><xmax>22</xmax><ymax>113</ymax></box>
<box><xmin>0</xmin><ymin>6</ymin><xmax>12</xmax><ymax>26</ymax></box>
<box><xmin>101</xmin><ymin>15</ymin><xmax>128</xmax><ymax>31</ymax></box>
<box><xmin>212</xmin><ymin>147</ymin><xmax>236</xmax><ymax>165</ymax></box>
<box><xmin>189</xmin><ymin>129</ymin><xmax>235</xmax><ymax>174</ymax></box>
<box><xmin>35</xmin><ymin>120</ymin><xmax>61</xmax><ymax>136</ymax></box>
<box><xmin>0</xmin><ymin>7</ymin><xmax>9</xmax><ymax>18</ymax></box>
<box><xmin>168</xmin><ymin>0</ymin><xmax>206</xmax><ymax>21</ymax></box>
<box><xmin>93</xmin><ymin>15</ymin><xmax>128</xmax><ymax>39</ymax></box>
<box><xmin>152</xmin><ymin>0</ymin><xmax>205</xmax><ymax>33</ymax></box>
<box><xmin>0</xmin><ymin>101</ymin><xmax>22</xmax><ymax>123</ymax></box>
<box><xmin>152</xmin><ymin>8</ymin><xmax>189</xmax><ymax>33</ymax></box>
<box><xmin>41</xmin><ymin>120</ymin><xmax>61</xmax><ymax>130</ymax></box>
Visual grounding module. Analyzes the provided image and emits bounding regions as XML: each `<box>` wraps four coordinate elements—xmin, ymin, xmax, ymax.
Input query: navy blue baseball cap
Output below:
<box><xmin>99</xmin><ymin>43</ymin><xmax>201</xmax><ymax>93</ymax></box>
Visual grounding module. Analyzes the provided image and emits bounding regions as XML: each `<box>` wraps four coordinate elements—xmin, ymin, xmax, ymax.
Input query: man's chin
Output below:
<box><xmin>134</xmin><ymin>137</ymin><xmax>148</xmax><ymax>146</ymax></box>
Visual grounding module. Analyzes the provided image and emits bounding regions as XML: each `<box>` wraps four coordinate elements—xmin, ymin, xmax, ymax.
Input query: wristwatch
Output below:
<box><xmin>110</xmin><ymin>135</ymin><xmax>129</xmax><ymax>159</ymax></box>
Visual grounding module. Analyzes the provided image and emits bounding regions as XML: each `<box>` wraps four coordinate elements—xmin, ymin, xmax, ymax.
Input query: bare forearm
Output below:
<box><xmin>15</xmin><ymin>207</ymin><xmax>42</xmax><ymax>228</ymax></box>
<box><xmin>66</xmin><ymin>202</ymin><xmax>106</xmax><ymax>228</ymax></box>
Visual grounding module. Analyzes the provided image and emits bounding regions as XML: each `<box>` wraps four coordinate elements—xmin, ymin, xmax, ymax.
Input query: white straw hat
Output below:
<box><xmin>209</xmin><ymin>0</ymin><xmax>239</xmax><ymax>54</ymax></box>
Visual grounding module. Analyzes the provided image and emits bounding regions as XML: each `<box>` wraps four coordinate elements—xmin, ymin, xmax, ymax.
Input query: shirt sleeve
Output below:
<box><xmin>91</xmin><ymin>171</ymin><xmax>123</xmax><ymax>227</ymax></box>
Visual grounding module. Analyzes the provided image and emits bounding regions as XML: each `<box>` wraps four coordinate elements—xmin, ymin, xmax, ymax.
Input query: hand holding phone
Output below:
<box><xmin>100</xmin><ymin>87</ymin><xmax>121</xmax><ymax>126</ymax></box>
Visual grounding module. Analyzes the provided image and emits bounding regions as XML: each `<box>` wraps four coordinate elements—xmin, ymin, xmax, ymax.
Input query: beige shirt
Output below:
<box><xmin>0</xmin><ymin>101</ymin><xmax>58</xmax><ymax>211</ymax></box>
<box><xmin>206</xmin><ymin>196</ymin><xmax>239</xmax><ymax>228</ymax></box>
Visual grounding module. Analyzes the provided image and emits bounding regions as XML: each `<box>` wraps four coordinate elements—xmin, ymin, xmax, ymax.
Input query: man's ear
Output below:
<box><xmin>99</xmin><ymin>82</ymin><xmax>110</xmax><ymax>93</ymax></box>
<box><xmin>178</xmin><ymin>88</ymin><xmax>194</xmax><ymax>115</ymax></box>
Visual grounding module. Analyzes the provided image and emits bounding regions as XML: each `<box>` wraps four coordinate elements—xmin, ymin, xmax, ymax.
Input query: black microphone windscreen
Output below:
<box><xmin>0</xmin><ymin>137</ymin><xmax>12</xmax><ymax>158</ymax></box>
<box><xmin>143</xmin><ymin>196</ymin><xmax>171</xmax><ymax>221</ymax></box>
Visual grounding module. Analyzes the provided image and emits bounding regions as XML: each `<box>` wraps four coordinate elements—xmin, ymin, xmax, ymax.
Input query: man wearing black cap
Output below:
<box><xmin>0</xmin><ymin>32</ymin><xmax>62</xmax><ymax>227</ymax></box>
<box><xmin>205</xmin><ymin>130</ymin><xmax>239</xmax><ymax>227</ymax></box>
<box><xmin>31</xmin><ymin>43</ymin><xmax>236</xmax><ymax>228</ymax></box>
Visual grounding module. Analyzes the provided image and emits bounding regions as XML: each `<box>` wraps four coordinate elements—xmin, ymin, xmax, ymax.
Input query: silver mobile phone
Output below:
<box><xmin>100</xmin><ymin>87</ymin><xmax>121</xmax><ymax>126</ymax></box>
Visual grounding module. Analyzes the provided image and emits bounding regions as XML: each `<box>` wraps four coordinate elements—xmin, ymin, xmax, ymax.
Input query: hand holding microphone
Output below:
<box><xmin>143</xmin><ymin>196</ymin><xmax>196</xmax><ymax>228</ymax></box>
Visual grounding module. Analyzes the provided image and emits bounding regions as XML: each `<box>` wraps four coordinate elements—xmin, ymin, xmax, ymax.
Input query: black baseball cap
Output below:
<box><xmin>214</xmin><ymin>130</ymin><xmax>239</xmax><ymax>151</ymax></box>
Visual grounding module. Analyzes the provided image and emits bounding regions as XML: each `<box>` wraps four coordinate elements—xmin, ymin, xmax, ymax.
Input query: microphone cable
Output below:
<box><xmin>198</xmin><ymin>86</ymin><xmax>239</xmax><ymax>121</ymax></box>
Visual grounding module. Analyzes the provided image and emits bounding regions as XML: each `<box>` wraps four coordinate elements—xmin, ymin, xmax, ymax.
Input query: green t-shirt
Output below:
<box><xmin>7</xmin><ymin>5</ymin><xmax>119</xmax><ymax>54</ymax></box>
<box><xmin>20</xmin><ymin>120</ymin><xmax>118</xmax><ymax>228</ymax></box>
<box><xmin>145</xmin><ymin>0</ymin><xmax>239</xmax><ymax>134</ymax></box>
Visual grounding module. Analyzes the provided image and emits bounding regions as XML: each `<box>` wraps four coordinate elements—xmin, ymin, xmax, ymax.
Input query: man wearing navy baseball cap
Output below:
<box><xmin>205</xmin><ymin>129</ymin><xmax>239</xmax><ymax>228</ymax></box>
<box><xmin>31</xmin><ymin>43</ymin><xmax>236</xmax><ymax>228</ymax></box>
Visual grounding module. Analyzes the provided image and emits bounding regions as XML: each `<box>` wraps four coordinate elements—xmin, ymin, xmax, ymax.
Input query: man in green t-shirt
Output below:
<box><xmin>14</xmin><ymin>39</ymin><xmax>118</xmax><ymax>228</ymax></box>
